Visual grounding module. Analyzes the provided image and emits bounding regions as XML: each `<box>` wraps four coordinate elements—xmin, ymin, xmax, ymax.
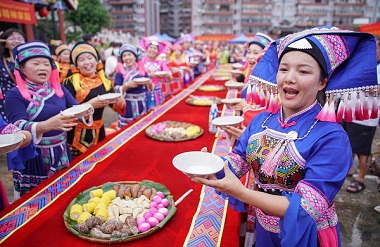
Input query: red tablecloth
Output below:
<box><xmin>0</xmin><ymin>70</ymin><xmax>240</xmax><ymax>247</ymax></box>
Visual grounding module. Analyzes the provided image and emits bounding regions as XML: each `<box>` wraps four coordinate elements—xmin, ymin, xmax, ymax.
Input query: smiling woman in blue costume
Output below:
<box><xmin>4</xmin><ymin>41</ymin><xmax>90</xmax><ymax>198</ymax></box>
<box><xmin>192</xmin><ymin>26</ymin><xmax>378</xmax><ymax>247</ymax></box>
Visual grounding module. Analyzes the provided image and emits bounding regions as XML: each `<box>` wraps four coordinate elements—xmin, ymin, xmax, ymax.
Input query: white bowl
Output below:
<box><xmin>221</xmin><ymin>98</ymin><xmax>244</xmax><ymax>105</ymax></box>
<box><xmin>212</xmin><ymin>116</ymin><xmax>244</xmax><ymax>127</ymax></box>
<box><xmin>0</xmin><ymin>133</ymin><xmax>24</xmax><ymax>155</ymax></box>
<box><xmin>232</xmin><ymin>63</ymin><xmax>243</xmax><ymax>69</ymax></box>
<box><xmin>230</xmin><ymin>69</ymin><xmax>243</xmax><ymax>74</ymax></box>
<box><xmin>62</xmin><ymin>104</ymin><xmax>92</xmax><ymax>118</ymax></box>
<box><xmin>134</xmin><ymin>77</ymin><xmax>150</xmax><ymax>84</ymax></box>
<box><xmin>155</xmin><ymin>71</ymin><xmax>168</xmax><ymax>76</ymax></box>
<box><xmin>99</xmin><ymin>93</ymin><xmax>122</xmax><ymax>103</ymax></box>
<box><xmin>173</xmin><ymin>151</ymin><xmax>224</xmax><ymax>178</ymax></box>
<box><xmin>225</xmin><ymin>81</ymin><xmax>245</xmax><ymax>89</ymax></box>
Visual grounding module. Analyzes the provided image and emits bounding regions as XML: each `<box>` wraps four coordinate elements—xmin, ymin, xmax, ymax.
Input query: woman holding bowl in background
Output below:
<box><xmin>193</xmin><ymin>27</ymin><xmax>377</xmax><ymax>246</ymax></box>
<box><xmin>0</xmin><ymin>29</ymin><xmax>26</xmax><ymax>121</ymax></box>
<box><xmin>63</xmin><ymin>41</ymin><xmax>126</xmax><ymax>156</ymax></box>
<box><xmin>5</xmin><ymin>40</ymin><xmax>92</xmax><ymax>198</ymax></box>
<box><xmin>114</xmin><ymin>44</ymin><xmax>153</xmax><ymax>128</ymax></box>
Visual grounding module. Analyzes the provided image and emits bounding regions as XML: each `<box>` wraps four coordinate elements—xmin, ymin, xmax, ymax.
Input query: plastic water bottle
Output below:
<box><xmin>208</xmin><ymin>103</ymin><xmax>218</xmax><ymax>134</ymax></box>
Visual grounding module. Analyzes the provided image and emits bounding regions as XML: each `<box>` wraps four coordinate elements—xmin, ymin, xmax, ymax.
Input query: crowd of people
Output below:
<box><xmin>0</xmin><ymin>26</ymin><xmax>379</xmax><ymax>247</ymax></box>
<box><xmin>0</xmin><ymin>29</ymin><xmax>244</xmax><ymax>209</ymax></box>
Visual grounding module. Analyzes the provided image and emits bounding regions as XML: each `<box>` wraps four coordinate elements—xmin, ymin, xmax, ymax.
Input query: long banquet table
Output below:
<box><xmin>0</xmin><ymin>66</ymin><xmax>241</xmax><ymax>246</ymax></box>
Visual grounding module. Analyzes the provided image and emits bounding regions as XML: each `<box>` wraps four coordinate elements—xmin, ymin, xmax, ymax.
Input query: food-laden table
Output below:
<box><xmin>0</xmin><ymin>66</ymin><xmax>241</xmax><ymax>247</ymax></box>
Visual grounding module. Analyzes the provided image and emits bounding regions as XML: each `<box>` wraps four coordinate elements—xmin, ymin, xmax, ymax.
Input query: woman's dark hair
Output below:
<box><xmin>0</xmin><ymin>28</ymin><xmax>26</xmax><ymax>58</ymax></box>
<box><xmin>317</xmin><ymin>74</ymin><xmax>327</xmax><ymax>105</ymax></box>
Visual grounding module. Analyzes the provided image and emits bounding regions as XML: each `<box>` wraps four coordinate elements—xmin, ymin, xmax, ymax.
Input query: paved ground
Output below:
<box><xmin>1</xmin><ymin>107</ymin><xmax>379</xmax><ymax>246</ymax></box>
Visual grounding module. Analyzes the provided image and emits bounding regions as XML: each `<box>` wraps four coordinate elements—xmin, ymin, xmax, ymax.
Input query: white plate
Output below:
<box><xmin>172</xmin><ymin>151</ymin><xmax>224</xmax><ymax>178</ymax></box>
<box><xmin>232</xmin><ymin>63</ymin><xmax>243</xmax><ymax>69</ymax></box>
<box><xmin>134</xmin><ymin>77</ymin><xmax>150</xmax><ymax>84</ymax></box>
<box><xmin>225</xmin><ymin>81</ymin><xmax>245</xmax><ymax>88</ymax></box>
<box><xmin>62</xmin><ymin>104</ymin><xmax>92</xmax><ymax>118</ymax></box>
<box><xmin>99</xmin><ymin>93</ymin><xmax>122</xmax><ymax>103</ymax></box>
<box><xmin>155</xmin><ymin>71</ymin><xmax>168</xmax><ymax>76</ymax></box>
<box><xmin>230</xmin><ymin>69</ymin><xmax>243</xmax><ymax>74</ymax></box>
<box><xmin>212</xmin><ymin>116</ymin><xmax>244</xmax><ymax>127</ymax></box>
<box><xmin>0</xmin><ymin>134</ymin><xmax>24</xmax><ymax>155</ymax></box>
<box><xmin>221</xmin><ymin>98</ymin><xmax>244</xmax><ymax>105</ymax></box>
<box><xmin>179</xmin><ymin>66</ymin><xmax>188</xmax><ymax>70</ymax></box>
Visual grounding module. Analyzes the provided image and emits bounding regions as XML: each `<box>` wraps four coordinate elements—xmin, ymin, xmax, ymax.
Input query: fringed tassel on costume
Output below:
<box><xmin>326</xmin><ymin>100</ymin><xmax>337</xmax><ymax>122</ymax></box>
<box><xmin>316</xmin><ymin>101</ymin><xmax>328</xmax><ymax>121</ymax></box>
<box><xmin>266</xmin><ymin>87</ymin><xmax>271</xmax><ymax>109</ymax></box>
<box><xmin>266</xmin><ymin>92</ymin><xmax>274</xmax><ymax>112</ymax></box>
<box><xmin>260</xmin><ymin>140</ymin><xmax>285</xmax><ymax>177</ymax></box>
<box><xmin>271</xmin><ymin>93</ymin><xmax>281</xmax><ymax>114</ymax></box>
<box><xmin>344</xmin><ymin>94</ymin><xmax>353</xmax><ymax>122</ymax></box>
<box><xmin>252</xmin><ymin>84</ymin><xmax>259</xmax><ymax>105</ymax></box>
<box><xmin>362</xmin><ymin>93</ymin><xmax>369</xmax><ymax>120</ymax></box>
<box><xmin>370</xmin><ymin>92</ymin><xmax>379</xmax><ymax>119</ymax></box>
<box><xmin>259</xmin><ymin>86</ymin><xmax>266</xmax><ymax>107</ymax></box>
<box><xmin>336</xmin><ymin>95</ymin><xmax>345</xmax><ymax>123</ymax></box>
<box><xmin>49</xmin><ymin>69</ymin><xmax>64</xmax><ymax>97</ymax></box>
<box><xmin>245</xmin><ymin>84</ymin><xmax>253</xmax><ymax>104</ymax></box>
<box><xmin>14</xmin><ymin>70</ymin><xmax>32</xmax><ymax>101</ymax></box>
<box><xmin>354</xmin><ymin>92</ymin><xmax>364</xmax><ymax>121</ymax></box>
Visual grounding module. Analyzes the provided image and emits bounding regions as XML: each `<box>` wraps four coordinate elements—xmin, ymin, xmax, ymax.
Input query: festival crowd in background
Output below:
<box><xmin>0</xmin><ymin>26</ymin><xmax>380</xmax><ymax>247</ymax></box>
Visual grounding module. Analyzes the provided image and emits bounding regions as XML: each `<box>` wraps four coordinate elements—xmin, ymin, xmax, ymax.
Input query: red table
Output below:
<box><xmin>0</xmin><ymin>68</ymin><xmax>240</xmax><ymax>247</ymax></box>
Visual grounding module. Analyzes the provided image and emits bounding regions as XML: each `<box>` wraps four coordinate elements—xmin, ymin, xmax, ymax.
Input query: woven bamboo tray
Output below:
<box><xmin>63</xmin><ymin>180</ymin><xmax>176</xmax><ymax>244</ymax></box>
<box><xmin>197</xmin><ymin>85</ymin><xmax>226</xmax><ymax>92</ymax></box>
<box><xmin>145</xmin><ymin>121</ymin><xmax>203</xmax><ymax>142</ymax></box>
<box><xmin>185</xmin><ymin>96</ymin><xmax>221</xmax><ymax>106</ymax></box>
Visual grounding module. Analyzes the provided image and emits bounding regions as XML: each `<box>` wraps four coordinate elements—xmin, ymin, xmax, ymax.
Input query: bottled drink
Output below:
<box><xmin>208</xmin><ymin>103</ymin><xmax>218</xmax><ymax>134</ymax></box>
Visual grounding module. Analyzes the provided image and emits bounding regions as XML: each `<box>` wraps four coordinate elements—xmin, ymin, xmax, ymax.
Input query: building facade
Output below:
<box><xmin>106</xmin><ymin>0</ymin><xmax>380</xmax><ymax>38</ymax></box>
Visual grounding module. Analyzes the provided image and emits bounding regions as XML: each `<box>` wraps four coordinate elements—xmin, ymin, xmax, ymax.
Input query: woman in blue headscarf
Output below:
<box><xmin>192</xmin><ymin>26</ymin><xmax>378</xmax><ymax>247</ymax></box>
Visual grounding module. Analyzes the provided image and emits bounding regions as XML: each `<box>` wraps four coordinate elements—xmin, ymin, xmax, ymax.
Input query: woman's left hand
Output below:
<box><xmin>147</xmin><ymin>79</ymin><xmax>154</xmax><ymax>92</ymax></box>
<box><xmin>16</xmin><ymin>130</ymin><xmax>32</xmax><ymax>148</ymax></box>
<box><xmin>192</xmin><ymin>161</ymin><xmax>244</xmax><ymax>196</ymax></box>
<box><xmin>116</xmin><ymin>96</ymin><xmax>126</xmax><ymax>109</ymax></box>
<box><xmin>87</xmin><ymin>96</ymin><xmax>109</xmax><ymax>109</ymax></box>
<box><xmin>220</xmin><ymin>125</ymin><xmax>245</xmax><ymax>140</ymax></box>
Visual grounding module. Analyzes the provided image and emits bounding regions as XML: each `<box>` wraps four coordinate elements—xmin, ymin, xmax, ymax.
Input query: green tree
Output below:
<box><xmin>64</xmin><ymin>0</ymin><xmax>112</xmax><ymax>38</ymax></box>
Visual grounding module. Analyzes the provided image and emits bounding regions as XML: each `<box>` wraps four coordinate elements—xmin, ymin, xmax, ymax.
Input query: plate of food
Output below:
<box><xmin>99</xmin><ymin>93</ymin><xmax>122</xmax><ymax>103</ymax></box>
<box><xmin>154</xmin><ymin>71</ymin><xmax>168</xmax><ymax>77</ymax></box>
<box><xmin>63</xmin><ymin>180</ymin><xmax>176</xmax><ymax>244</ymax></box>
<box><xmin>212</xmin><ymin>116</ymin><xmax>244</xmax><ymax>127</ymax></box>
<box><xmin>145</xmin><ymin>121</ymin><xmax>203</xmax><ymax>142</ymax></box>
<box><xmin>185</xmin><ymin>95</ymin><xmax>221</xmax><ymax>106</ymax></box>
<box><xmin>197</xmin><ymin>85</ymin><xmax>226</xmax><ymax>92</ymax></box>
<box><xmin>225</xmin><ymin>81</ymin><xmax>245</xmax><ymax>89</ymax></box>
<box><xmin>172</xmin><ymin>151</ymin><xmax>224</xmax><ymax>179</ymax></box>
<box><xmin>230</xmin><ymin>69</ymin><xmax>243</xmax><ymax>74</ymax></box>
<box><xmin>232</xmin><ymin>63</ymin><xmax>244</xmax><ymax>69</ymax></box>
<box><xmin>0</xmin><ymin>133</ymin><xmax>25</xmax><ymax>155</ymax></box>
<box><xmin>221</xmin><ymin>98</ymin><xmax>244</xmax><ymax>106</ymax></box>
<box><xmin>133</xmin><ymin>77</ymin><xmax>150</xmax><ymax>84</ymax></box>
<box><xmin>212</xmin><ymin>76</ymin><xmax>231</xmax><ymax>81</ymax></box>
<box><xmin>62</xmin><ymin>104</ymin><xmax>92</xmax><ymax>118</ymax></box>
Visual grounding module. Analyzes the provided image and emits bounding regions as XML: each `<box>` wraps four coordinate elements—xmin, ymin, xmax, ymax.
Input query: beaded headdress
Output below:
<box><xmin>248</xmin><ymin>32</ymin><xmax>273</xmax><ymax>49</ymax></box>
<box><xmin>67</xmin><ymin>41</ymin><xmax>111</xmax><ymax>92</ymax></box>
<box><xmin>140</xmin><ymin>38</ymin><xmax>166</xmax><ymax>54</ymax></box>
<box><xmin>119</xmin><ymin>44</ymin><xmax>140</xmax><ymax>61</ymax></box>
<box><xmin>175</xmin><ymin>33</ymin><xmax>194</xmax><ymax>45</ymax></box>
<box><xmin>248</xmin><ymin>26</ymin><xmax>378</xmax><ymax>122</ymax></box>
<box><xmin>13</xmin><ymin>40</ymin><xmax>63</xmax><ymax>100</ymax></box>
<box><xmin>55</xmin><ymin>44</ymin><xmax>70</xmax><ymax>56</ymax></box>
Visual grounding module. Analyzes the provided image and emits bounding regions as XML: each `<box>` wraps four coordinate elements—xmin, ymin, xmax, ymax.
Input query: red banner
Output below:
<box><xmin>360</xmin><ymin>22</ymin><xmax>380</xmax><ymax>36</ymax></box>
<box><xmin>0</xmin><ymin>0</ymin><xmax>36</xmax><ymax>25</ymax></box>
